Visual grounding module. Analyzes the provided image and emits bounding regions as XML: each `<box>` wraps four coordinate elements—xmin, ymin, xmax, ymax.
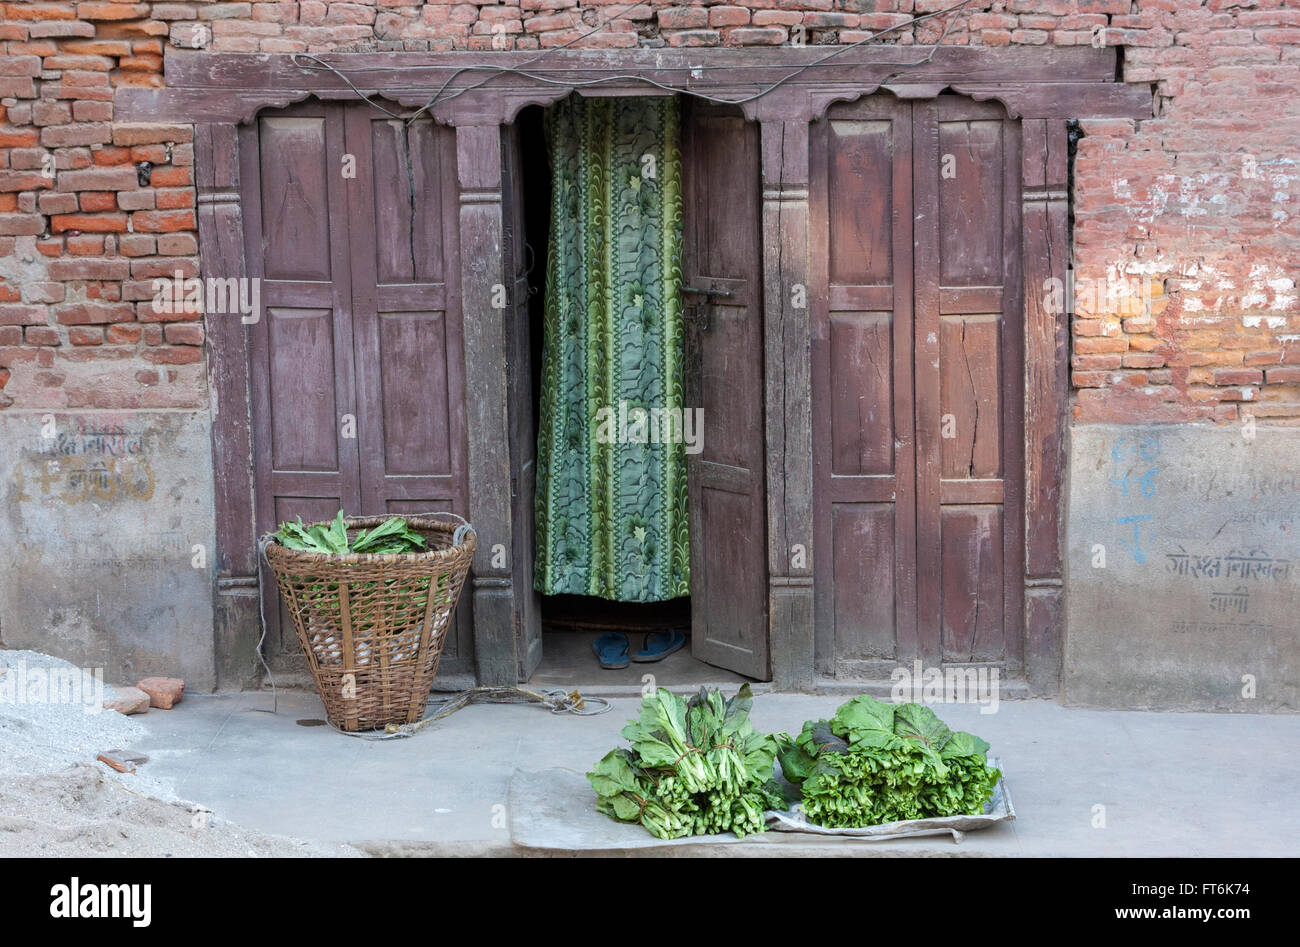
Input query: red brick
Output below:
<box><xmin>119</xmin><ymin>234</ymin><xmax>157</xmax><ymax>256</ymax></box>
<box><xmin>78</xmin><ymin>4</ymin><xmax>153</xmax><ymax>21</ymax></box>
<box><xmin>54</xmin><ymin>302</ymin><xmax>135</xmax><ymax>325</ymax></box>
<box><xmin>40</xmin><ymin>124</ymin><xmax>112</xmax><ymax>147</ymax></box>
<box><xmin>60</xmin><ymin>40</ymin><xmax>133</xmax><ymax>56</ymax></box>
<box><xmin>153</xmin><ymin>188</ymin><xmax>194</xmax><ymax>210</ymax></box>
<box><xmin>1075</xmin><ymin>336</ymin><xmax>1130</xmax><ymax>355</ymax></box>
<box><xmin>0</xmin><ymin>214</ymin><xmax>45</xmax><ymax>236</ymax></box>
<box><xmin>57</xmin><ymin>166</ymin><xmax>139</xmax><ymax>191</ymax></box>
<box><xmin>108</xmin><ymin>324</ymin><xmax>143</xmax><ymax>344</ymax></box>
<box><xmin>68</xmin><ymin>326</ymin><xmax>105</xmax><ymax>346</ymax></box>
<box><xmin>78</xmin><ymin>192</ymin><xmax>118</xmax><ymax>213</ymax></box>
<box><xmin>0</xmin><ymin>127</ymin><xmax>40</xmax><ymax>148</ymax></box>
<box><xmin>0</xmin><ymin>305</ymin><xmax>50</xmax><ymax>327</ymax></box>
<box><xmin>67</xmin><ymin>233</ymin><xmax>107</xmax><ymax>255</ymax></box>
<box><xmin>25</xmin><ymin>326</ymin><xmax>60</xmax><ymax>346</ymax></box>
<box><xmin>141</xmin><ymin>346</ymin><xmax>201</xmax><ymax>365</ymax></box>
<box><xmin>164</xmin><ymin>323</ymin><xmax>204</xmax><ymax>346</ymax></box>
<box><xmin>156</xmin><ymin>233</ymin><xmax>197</xmax><ymax>255</ymax></box>
<box><xmin>129</xmin><ymin>144</ymin><xmax>168</xmax><ymax>164</ymax></box>
<box><xmin>92</xmin><ymin>145</ymin><xmax>135</xmax><ymax>167</ymax></box>
<box><xmin>722</xmin><ymin>27</ymin><xmax>786</xmax><ymax>45</ymax></box>
<box><xmin>31</xmin><ymin>101</ymin><xmax>72</xmax><ymax>126</ymax></box>
<box><xmin>663</xmin><ymin>29</ymin><xmax>720</xmax><ymax>46</ymax></box>
<box><xmin>132</xmin><ymin>210</ymin><xmax>196</xmax><ymax>232</ymax></box>
<box><xmin>709</xmin><ymin>7</ymin><xmax>751</xmax><ymax>27</ymax></box>
<box><xmin>51</xmin><ymin>212</ymin><xmax>128</xmax><ymax>233</ymax></box>
<box><xmin>5</xmin><ymin>5</ymin><xmax>79</xmax><ymax>20</ymax></box>
<box><xmin>1214</xmin><ymin>369</ymin><xmax>1264</xmax><ymax>386</ymax></box>
<box><xmin>73</xmin><ymin>101</ymin><xmax>114</xmax><ymax>122</ymax></box>
<box><xmin>37</xmin><ymin>192</ymin><xmax>80</xmax><ymax>214</ymax></box>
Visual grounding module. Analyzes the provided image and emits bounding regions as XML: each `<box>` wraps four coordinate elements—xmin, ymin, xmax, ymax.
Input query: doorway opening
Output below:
<box><xmin>512</xmin><ymin>101</ymin><xmax>756</xmax><ymax>689</ymax></box>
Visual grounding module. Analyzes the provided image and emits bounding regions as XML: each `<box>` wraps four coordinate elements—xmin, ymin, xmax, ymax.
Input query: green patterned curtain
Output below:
<box><xmin>534</xmin><ymin>96</ymin><xmax>690</xmax><ymax>602</ymax></box>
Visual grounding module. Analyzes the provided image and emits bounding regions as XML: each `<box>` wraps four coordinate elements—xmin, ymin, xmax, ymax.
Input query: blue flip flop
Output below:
<box><xmin>631</xmin><ymin>629</ymin><xmax>686</xmax><ymax>663</ymax></box>
<box><xmin>593</xmin><ymin>632</ymin><xmax>630</xmax><ymax>669</ymax></box>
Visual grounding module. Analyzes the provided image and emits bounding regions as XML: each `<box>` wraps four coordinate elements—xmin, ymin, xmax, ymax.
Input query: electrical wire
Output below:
<box><xmin>289</xmin><ymin>0</ymin><xmax>976</xmax><ymax>123</ymax></box>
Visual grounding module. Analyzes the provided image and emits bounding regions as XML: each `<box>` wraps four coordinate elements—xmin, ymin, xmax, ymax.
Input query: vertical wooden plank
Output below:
<box><xmin>1022</xmin><ymin>117</ymin><xmax>1069</xmax><ymax>695</ymax></box>
<box><xmin>759</xmin><ymin>113</ymin><xmax>814</xmax><ymax>689</ymax></box>
<box><xmin>1000</xmin><ymin>114</ymin><xmax>1026</xmax><ymax>676</ymax></box>
<box><xmin>456</xmin><ymin>121</ymin><xmax>517</xmax><ymax>686</ymax></box>
<box><xmin>911</xmin><ymin>100</ymin><xmax>942</xmax><ymax>665</ymax></box>
<box><xmin>199</xmin><ymin>121</ymin><xmax>261</xmax><ymax>689</ymax></box>
<box><xmin>501</xmin><ymin>120</ymin><xmax>541</xmax><ymax>681</ymax></box>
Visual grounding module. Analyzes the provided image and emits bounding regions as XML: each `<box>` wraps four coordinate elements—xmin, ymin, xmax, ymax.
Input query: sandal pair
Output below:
<box><xmin>592</xmin><ymin>630</ymin><xmax>686</xmax><ymax>669</ymax></box>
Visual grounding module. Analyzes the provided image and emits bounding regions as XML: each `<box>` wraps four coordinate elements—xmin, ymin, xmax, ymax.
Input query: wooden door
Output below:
<box><xmin>243</xmin><ymin>102</ymin><xmax>473</xmax><ymax>675</ymax></box>
<box><xmin>813</xmin><ymin>94</ymin><xmax>1024</xmax><ymax>677</ymax></box>
<box><xmin>811</xmin><ymin>97</ymin><xmax>916</xmax><ymax>678</ymax></box>
<box><xmin>682</xmin><ymin>103</ymin><xmax>769</xmax><ymax>679</ymax></box>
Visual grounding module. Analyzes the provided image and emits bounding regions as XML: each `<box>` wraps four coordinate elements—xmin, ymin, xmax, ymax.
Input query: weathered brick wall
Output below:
<box><xmin>0</xmin><ymin>0</ymin><xmax>1296</xmax><ymax>420</ymax></box>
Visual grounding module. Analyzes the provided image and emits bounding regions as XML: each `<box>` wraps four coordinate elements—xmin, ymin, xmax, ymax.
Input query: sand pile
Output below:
<box><xmin>0</xmin><ymin>650</ymin><xmax>361</xmax><ymax>857</ymax></box>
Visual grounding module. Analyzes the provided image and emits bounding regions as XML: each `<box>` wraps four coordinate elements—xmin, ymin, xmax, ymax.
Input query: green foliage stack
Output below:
<box><xmin>776</xmin><ymin>695</ymin><xmax>1001</xmax><ymax>828</ymax></box>
<box><xmin>272</xmin><ymin>511</ymin><xmax>429</xmax><ymax>555</ymax></box>
<box><xmin>587</xmin><ymin>684</ymin><xmax>787</xmax><ymax>839</ymax></box>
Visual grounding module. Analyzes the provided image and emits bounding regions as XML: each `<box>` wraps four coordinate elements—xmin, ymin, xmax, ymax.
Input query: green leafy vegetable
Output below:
<box><xmin>587</xmin><ymin>684</ymin><xmax>787</xmax><ymax>840</ymax></box>
<box><xmin>776</xmin><ymin>695</ymin><xmax>1001</xmax><ymax>829</ymax></box>
<box><xmin>271</xmin><ymin>510</ymin><xmax>428</xmax><ymax>555</ymax></box>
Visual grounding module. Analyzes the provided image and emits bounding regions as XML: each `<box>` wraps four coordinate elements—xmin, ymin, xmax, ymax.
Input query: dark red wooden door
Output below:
<box><xmin>813</xmin><ymin>94</ymin><xmax>1023</xmax><ymax>677</ymax></box>
<box><xmin>243</xmin><ymin>102</ymin><xmax>472</xmax><ymax>675</ymax></box>
<box><xmin>682</xmin><ymin>103</ymin><xmax>769</xmax><ymax>679</ymax></box>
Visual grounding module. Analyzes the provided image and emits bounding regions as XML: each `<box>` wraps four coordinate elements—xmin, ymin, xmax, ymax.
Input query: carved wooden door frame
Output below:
<box><xmin>117</xmin><ymin>46</ymin><xmax>1150</xmax><ymax>691</ymax></box>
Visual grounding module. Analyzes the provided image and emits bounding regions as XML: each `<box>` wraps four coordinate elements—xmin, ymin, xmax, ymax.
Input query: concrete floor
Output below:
<box><xmin>129</xmin><ymin>688</ymin><xmax>1300</xmax><ymax>856</ymax></box>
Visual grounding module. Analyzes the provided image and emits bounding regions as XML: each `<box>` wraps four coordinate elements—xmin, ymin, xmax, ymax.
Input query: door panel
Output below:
<box><xmin>915</xmin><ymin>96</ymin><xmax>1023</xmax><ymax>669</ymax></box>
<box><xmin>683</xmin><ymin>103</ymin><xmax>769</xmax><ymax>679</ymax></box>
<box><xmin>813</xmin><ymin>94</ymin><xmax>1023</xmax><ymax>677</ymax></box>
<box><xmin>244</xmin><ymin>103</ymin><xmax>472</xmax><ymax>674</ymax></box>
<box><xmin>344</xmin><ymin>109</ymin><xmax>471</xmax><ymax>673</ymax></box>
<box><xmin>812</xmin><ymin>97</ymin><xmax>915</xmax><ymax>676</ymax></box>
<box><xmin>244</xmin><ymin>102</ymin><xmax>360</xmax><ymax>660</ymax></box>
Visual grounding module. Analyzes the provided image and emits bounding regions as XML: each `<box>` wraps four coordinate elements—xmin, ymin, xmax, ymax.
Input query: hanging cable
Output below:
<box><xmin>289</xmin><ymin>0</ymin><xmax>976</xmax><ymax>122</ymax></box>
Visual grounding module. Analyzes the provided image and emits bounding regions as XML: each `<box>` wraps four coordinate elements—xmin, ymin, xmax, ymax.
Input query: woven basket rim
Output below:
<box><xmin>263</xmin><ymin>514</ymin><xmax>476</xmax><ymax>567</ymax></box>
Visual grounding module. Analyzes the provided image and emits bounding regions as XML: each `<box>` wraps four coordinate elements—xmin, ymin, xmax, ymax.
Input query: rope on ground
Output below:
<box><xmin>328</xmin><ymin>685</ymin><xmax>612</xmax><ymax>741</ymax></box>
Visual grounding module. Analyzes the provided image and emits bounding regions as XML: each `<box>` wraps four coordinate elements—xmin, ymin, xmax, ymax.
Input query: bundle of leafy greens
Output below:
<box><xmin>273</xmin><ymin>510</ymin><xmax>429</xmax><ymax>555</ymax></box>
<box><xmin>776</xmin><ymin>695</ymin><xmax>1000</xmax><ymax>828</ymax></box>
<box><xmin>587</xmin><ymin>684</ymin><xmax>787</xmax><ymax>839</ymax></box>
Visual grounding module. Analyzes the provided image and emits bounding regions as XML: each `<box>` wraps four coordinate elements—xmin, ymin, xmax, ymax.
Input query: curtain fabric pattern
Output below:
<box><xmin>534</xmin><ymin>96</ymin><xmax>690</xmax><ymax>602</ymax></box>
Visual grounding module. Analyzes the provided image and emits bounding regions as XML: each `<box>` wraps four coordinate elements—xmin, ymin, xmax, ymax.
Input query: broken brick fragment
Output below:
<box><xmin>136</xmin><ymin>676</ymin><xmax>184</xmax><ymax>709</ymax></box>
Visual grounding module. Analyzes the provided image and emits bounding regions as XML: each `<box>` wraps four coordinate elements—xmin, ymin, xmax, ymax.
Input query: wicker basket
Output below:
<box><xmin>263</xmin><ymin>514</ymin><xmax>476</xmax><ymax>732</ymax></box>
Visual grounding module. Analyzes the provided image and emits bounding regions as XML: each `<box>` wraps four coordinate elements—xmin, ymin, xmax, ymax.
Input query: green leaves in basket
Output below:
<box><xmin>351</xmin><ymin>516</ymin><xmax>428</xmax><ymax>554</ymax></box>
<box><xmin>272</xmin><ymin>510</ymin><xmax>429</xmax><ymax>555</ymax></box>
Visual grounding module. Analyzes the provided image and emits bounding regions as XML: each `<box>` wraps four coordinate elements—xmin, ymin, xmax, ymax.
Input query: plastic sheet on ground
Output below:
<box><xmin>508</xmin><ymin>761</ymin><xmax>1013</xmax><ymax>851</ymax></box>
<box><xmin>765</xmin><ymin>759</ymin><xmax>1014</xmax><ymax>843</ymax></box>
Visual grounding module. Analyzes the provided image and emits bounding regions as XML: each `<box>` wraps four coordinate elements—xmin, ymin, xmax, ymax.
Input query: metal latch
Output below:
<box><xmin>679</xmin><ymin>284</ymin><xmax>734</xmax><ymax>298</ymax></box>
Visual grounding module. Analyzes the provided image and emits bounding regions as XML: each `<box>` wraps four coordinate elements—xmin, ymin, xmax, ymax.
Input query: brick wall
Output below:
<box><xmin>0</xmin><ymin>0</ymin><xmax>1296</xmax><ymax>420</ymax></box>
